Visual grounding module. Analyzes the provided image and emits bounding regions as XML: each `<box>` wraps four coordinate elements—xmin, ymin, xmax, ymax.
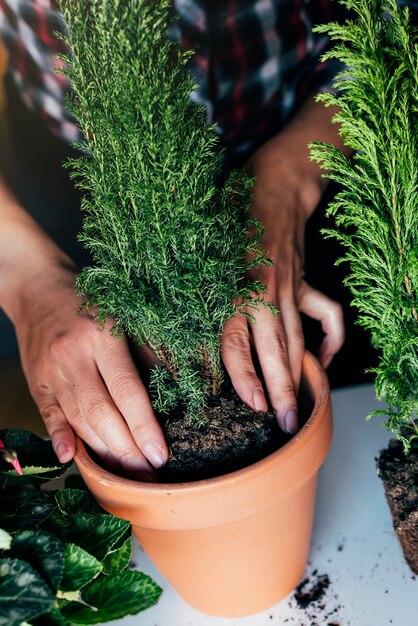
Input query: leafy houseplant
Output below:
<box><xmin>310</xmin><ymin>0</ymin><xmax>418</xmax><ymax>572</ymax></box>
<box><xmin>0</xmin><ymin>429</ymin><xmax>161</xmax><ymax>625</ymax></box>
<box><xmin>55</xmin><ymin>0</ymin><xmax>334</xmax><ymax>617</ymax></box>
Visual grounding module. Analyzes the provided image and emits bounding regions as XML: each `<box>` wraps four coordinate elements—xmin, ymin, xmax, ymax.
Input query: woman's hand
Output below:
<box><xmin>13</xmin><ymin>264</ymin><xmax>168</xmax><ymax>481</ymax></box>
<box><xmin>222</xmin><ymin>98</ymin><xmax>347</xmax><ymax>434</ymax></box>
<box><xmin>0</xmin><ymin>177</ymin><xmax>167</xmax><ymax>480</ymax></box>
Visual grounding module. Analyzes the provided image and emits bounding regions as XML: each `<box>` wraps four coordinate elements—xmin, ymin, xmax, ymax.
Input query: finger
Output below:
<box><xmin>277</xmin><ymin>293</ymin><xmax>305</xmax><ymax>394</ymax></box>
<box><xmin>250</xmin><ymin>307</ymin><xmax>299</xmax><ymax>434</ymax></box>
<box><xmin>96</xmin><ymin>341</ymin><xmax>168</xmax><ymax>469</ymax></box>
<box><xmin>56</xmin><ymin>390</ymin><xmax>124</xmax><ymax>473</ymax></box>
<box><xmin>35</xmin><ymin>390</ymin><xmax>75</xmax><ymax>463</ymax></box>
<box><xmin>221</xmin><ymin>314</ymin><xmax>268</xmax><ymax>412</ymax></box>
<box><xmin>69</xmin><ymin>364</ymin><xmax>157</xmax><ymax>479</ymax></box>
<box><xmin>299</xmin><ymin>283</ymin><xmax>345</xmax><ymax>368</ymax></box>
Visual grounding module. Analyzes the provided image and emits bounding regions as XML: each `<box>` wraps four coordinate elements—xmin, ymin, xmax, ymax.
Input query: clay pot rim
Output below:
<box><xmin>75</xmin><ymin>350</ymin><xmax>329</xmax><ymax>494</ymax></box>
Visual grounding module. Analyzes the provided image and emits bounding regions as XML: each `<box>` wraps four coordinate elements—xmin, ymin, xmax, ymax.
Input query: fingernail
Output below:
<box><xmin>55</xmin><ymin>442</ymin><xmax>70</xmax><ymax>463</ymax></box>
<box><xmin>284</xmin><ymin>409</ymin><xmax>299</xmax><ymax>435</ymax></box>
<box><xmin>253</xmin><ymin>388</ymin><xmax>267</xmax><ymax>412</ymax></box>
<box><xmin>144</xmin><ymin>443</ymin><xmax>167</xmax><ymax>469</ymax></box>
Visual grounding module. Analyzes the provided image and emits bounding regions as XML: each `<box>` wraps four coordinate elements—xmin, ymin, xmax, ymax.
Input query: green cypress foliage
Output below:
<box><xmin>310</xmin><ymin>0</ymin><xmax>418</xmax><ymax>449</ymax></box>
<box><xmin>58</xmin><ymin>0</ymin><xmax>269</xmax><ymax>423</ymax></box>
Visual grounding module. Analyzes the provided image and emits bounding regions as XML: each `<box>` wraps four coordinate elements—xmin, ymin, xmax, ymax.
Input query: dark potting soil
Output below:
<box><xmin>377</xmin><ymin>439</ymin><xmax>418</xmax><ymax>574</ymax></box>
<box><xmin>294</xmin><ymin>573</ymin><xmax>330</xmax><ymax>609</ymax></box>
<box><xmin>157</xmin><ymin>390</ymin><xmax>293</xmax><ymax>482</ymax></box>
<box><xmin>283</xmin><ymin>569</ymin><xmax>343</xmax><ymax>625</ymax></box>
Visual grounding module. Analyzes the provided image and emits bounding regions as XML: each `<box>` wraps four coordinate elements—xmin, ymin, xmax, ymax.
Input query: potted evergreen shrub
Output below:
<box><xmin>0</xmin><ymin>429</ymin><xmax>161</xmax><ymax>625</ymax></box>
<box><xmin>310</xmin><ymin>0</ymin><xmax>418</xmax><ymax>574</ymax></box>
<box><xmin>59</xmin><ymin>0</ymin><xmax>333</xmax><ymax>617</ymax></box>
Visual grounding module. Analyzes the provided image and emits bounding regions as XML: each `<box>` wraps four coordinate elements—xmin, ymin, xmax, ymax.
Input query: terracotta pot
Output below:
<box><xmin>74</xmin><ymin>351</ymin><xmax>332</xmax><ymax>617</ymax></box>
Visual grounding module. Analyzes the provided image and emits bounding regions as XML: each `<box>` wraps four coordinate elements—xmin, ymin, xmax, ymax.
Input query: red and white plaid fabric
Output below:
<box><xmin>0</xmin><ymin>0</ymin><xmax>79</xmax><ymax>142</ymax></box>
<box><xmin>0</xmin><ymin>0</ymin><xmax>349</xmax><ymax>161</ymax></box>
<box><xmin>4</xmin><ymin>1</ymin><xmax>414</xmax><ymax>163</ymax></box>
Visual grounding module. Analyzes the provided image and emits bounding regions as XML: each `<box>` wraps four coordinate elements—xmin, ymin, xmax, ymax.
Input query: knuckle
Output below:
<box><xmin>85</xmin><ymin>400</ymin><xmax>108</xmax><ymax>427</ymax></box>
<box><xmin>117</xmin><ymin>448</ymin><xmax>147</xmax><ymax>470</ymax></box>
<box><xmin>334</xmin><ymin>304</ymin><xmax>344</xmax><ymax>324</ymax></box>
<box><xmin>329</xmin><ymin>299</ymin><xmax>343</xmax><ymax>317</ymax></box>
<box><xmin>269</xmin><ymin>334</ymin><xmax>289</xmax><ymax>358</ymax></box>
<box><xmin>39</xmin><ymin>403</ymin><xmax>60</xmax><ymax>423</ymax></box>
<box><xmin>49</xmin><ymin>332</ymin><xmax>74</xmax><ymax>360</ymax></box>
<box><xmin>131</xmin><ymin>421</ymin><xmax>150</xmax><ymax>442</ymax></box>
<box><xmin>118</xmin><ymin>448</ymin><xmax>142</xmax><ymax>467</ymax></box>
<box><xmin>49</xmin><ymin>425</ymin><xmax>68</xmax><ymax>442</ymax></box>
<box><xmin>31</xmin><ymin>382</ymin><xmax>51</xmax><ymax>402</ymax></box>
<box><xmin>222</xmin><ymin>328</ymin><xmax>249</xmax><ymax>354</ymax></box>
<box><xmin>110</xmin><ymin>372</ymin><xmax>139</xmax><ymax>401</ymax></box>
<box><xmin>270</xmin><ymin>383</ymin><xmax>296</xmax><ymax>407</ymax></box>
<box><xmin>281</xmin><ymin>382</ymin><xmax>297</xmax><ymax>398</ymax></box>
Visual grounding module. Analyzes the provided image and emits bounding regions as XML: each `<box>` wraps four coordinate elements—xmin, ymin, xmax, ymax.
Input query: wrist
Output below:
<box><xmin>248</xmin><ymin>95</ymin><xmax>350</xmax><ymax>220</ymax></box>
<box><xmin>12</xmin><ymin>255</ymin><xmax>77</xmax><ymax>327</ymax></box>
<box><xmin>2</xmin><ymin>248</ymin><xmax>78</xmax><ymax>328</ymax></box>
<box><xmin>276</xmin><ymin>159</ymin><xmax>323</xmax><ymax>220</ymax></box>
<box><xmin>249</xmin><ymin>147</ymin><xmax>323</xmax><ymax>222</ymax></box>
<box><xmin>0</xmin><ymin>178</ymin><xmax>80</xmax><ymax>325</ymax></box>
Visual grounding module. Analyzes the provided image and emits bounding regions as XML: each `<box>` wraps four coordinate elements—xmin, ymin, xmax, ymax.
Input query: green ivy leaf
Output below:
<box><xmin>60</xmin><ymin>570</ymin><xmax>162</xmax><ymax>624</ymax></box>
<box><xmin>0</xmin><ymin>530</ymin><xmax>12</xmax><ymax>551</ymax></box>
<box><xmin>103</xmin><ymin>525</ymin><xmax>131</xmax><ymax>554</ymax></box>
<box><xmin>12</xmin><ymin>530</ymin><xmax>64</xmax><ymax>593</ymax></box>
<box><xmin>60</xmin><ymin>544</ymin><xmax>103</xmax><ymax>592</ymax></box>
<box><xmin>101</xmin><ymin>537</ymin><xmax>131</xmax><ymax>575</ymax></box>
<box><xmin>54</xmin><ymin>489</ymin><xmax>103</xmax><ymax>517</ymax></box>
<box><xmin>0</xmin><ymin>558</ymin><xmax>55</xmax><ymax>626</ymax></box>
<box><xmin>0</xmin><ymin>487</ymin><xmax>54</xmax><ymax>532</ymax></box>
<box><xmin>0</xmin><ymin>430</ymin><xmax>70</xmax><ymax>480</ymax></box>
<box><xmin>59</xmin><ymin>514</ymin><xmax>130</xmax><ymax>562</ymax></box>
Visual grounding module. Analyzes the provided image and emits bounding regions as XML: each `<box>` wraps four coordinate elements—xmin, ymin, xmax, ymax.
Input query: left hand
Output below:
<box><xmin>221</xmin><ymin>116</ymin><xmax>345</xmax><ymax>434</ymax></box>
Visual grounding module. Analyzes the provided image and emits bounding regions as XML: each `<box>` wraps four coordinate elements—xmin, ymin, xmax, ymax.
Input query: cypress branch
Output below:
<box><xmin>310</xmin><ymin>0</ymin><xmax>418</xmax><ymax>449</ymax></box>
<box><xmin>58</xmin><ymin>0</ymin><xmax>269</xmax><ymax>423</ymax></box>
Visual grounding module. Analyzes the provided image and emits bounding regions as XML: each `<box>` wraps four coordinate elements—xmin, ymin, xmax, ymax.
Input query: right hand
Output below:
<box><xmin>14</xmin><ymin>264</ymin><xmax>168</xmax><ymax>481</ymax></box>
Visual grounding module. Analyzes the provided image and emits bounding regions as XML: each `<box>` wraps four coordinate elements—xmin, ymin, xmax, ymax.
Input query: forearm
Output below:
<box><xmin>249</xmin><ymin>95</ymin><xmax>351</xmax><ymax>219</ymax></box>
<box><xmin>0</xmin><ymin>176</ymin><xmax>77</xmax><ymax>324</ymax></box>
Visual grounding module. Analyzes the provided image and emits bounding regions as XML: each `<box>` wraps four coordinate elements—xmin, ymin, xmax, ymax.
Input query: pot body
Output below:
<box><xmin>75</xmin><ymin>352</ymin><xmax>332</xmax><ymax>617</ymax></box>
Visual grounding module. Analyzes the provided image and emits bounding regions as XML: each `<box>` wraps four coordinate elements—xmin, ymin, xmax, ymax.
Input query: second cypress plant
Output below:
<box><xmin>310</xmin><ymin>0</ymin><xmax>418</xmax><ymax>451</ymax></box>
<box><xmin>310</xmin><ymin>0</ymin><xmax>418</xmax><ymax>573</ymax></box>
<box><xmin>60</xmin><ymin>0</ymin><xmax>275</xmax><ymax>477</ymax></box>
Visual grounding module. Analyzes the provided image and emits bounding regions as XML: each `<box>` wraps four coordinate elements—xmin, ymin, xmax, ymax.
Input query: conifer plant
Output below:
<box><xmin>310</xmin><ymin>0</ymin><xmax>418</xmax><ymax>451</ymax></box>
<box><xmin>59</xmin><ymin>0</ymin><xmax>269</xmax><ymax>430</ymax></box>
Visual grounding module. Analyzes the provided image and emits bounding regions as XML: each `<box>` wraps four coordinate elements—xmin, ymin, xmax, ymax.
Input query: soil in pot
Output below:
<box><xmin>88</xmin><ymin>382</ymin><xmax>306</xmax><ymax>483</ymax></box>
<box><xmin>377</xmin><ymin>439</ymin><xmax>418</xmax><ymax>574</ymax></box>
<box><xmin>125</xmin><ymin>348</ymin><xmax>312</xmax><ymax>483</ymax></box>
<box><xmin>158</xmin><ymin>389</ymin><xmax>293</xmax><ymax>482</ymax></box>
<box><xmin>86</xmin><ymin>386</ymin><xmax>296</xmax><ymax>483</ymax></box>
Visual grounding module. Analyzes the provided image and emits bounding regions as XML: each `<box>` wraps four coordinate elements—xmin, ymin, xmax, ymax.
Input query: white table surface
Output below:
<box><xmin>110</xmin><ymin>384</ymin><xmax>418</xmax><ymax>626</ymax></box>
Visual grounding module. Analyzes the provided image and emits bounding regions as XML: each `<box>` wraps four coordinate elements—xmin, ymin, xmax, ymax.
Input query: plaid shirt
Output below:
<box><xmin>0</xmin><ymin>0</ymin><xmax>406</xmax><ymax>165</ymax></box>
